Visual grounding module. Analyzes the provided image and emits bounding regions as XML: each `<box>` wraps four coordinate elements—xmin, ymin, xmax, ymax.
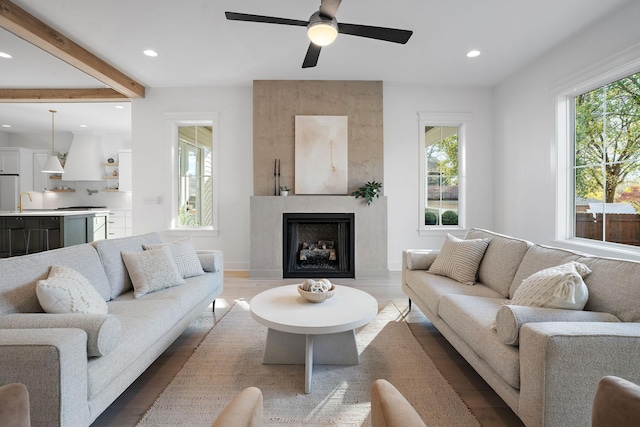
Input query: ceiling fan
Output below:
<box><xmin>225</xmin><ymin>0</ymin><xmax>413</xmax><ymax>68</ymax></box>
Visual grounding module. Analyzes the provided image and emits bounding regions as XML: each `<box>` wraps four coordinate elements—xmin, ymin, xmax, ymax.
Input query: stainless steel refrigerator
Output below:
<box><xmin>0</xmin><ymin>174</ymin><xmax>19</xmax><ymax>212</ymax></box>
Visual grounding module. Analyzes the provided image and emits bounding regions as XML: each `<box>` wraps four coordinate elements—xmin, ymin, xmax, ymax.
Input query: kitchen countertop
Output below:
<box><xmin>0</xmin><ymin>210</ymin><xmax>111</xmax><ymax>217</ymax></box>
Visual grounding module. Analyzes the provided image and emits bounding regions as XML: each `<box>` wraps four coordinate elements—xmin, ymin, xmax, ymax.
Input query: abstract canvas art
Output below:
<box><xmin>295</xmin><ymin>115</ymin><xmax>348</xmax><ymax>194</ymax></box>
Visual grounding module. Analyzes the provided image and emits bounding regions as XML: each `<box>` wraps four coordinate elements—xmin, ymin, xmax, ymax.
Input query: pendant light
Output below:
<box><xmin>41</xmin><ymin>109</ymin><xmax>65</xmax><ymax>174</ymax></box>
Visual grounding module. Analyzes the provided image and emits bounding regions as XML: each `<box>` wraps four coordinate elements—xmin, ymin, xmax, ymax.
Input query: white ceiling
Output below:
<box><xmin>0</xmin><ymin>0</ymin><xmax>632</xmax><ymax>135</ymax></box>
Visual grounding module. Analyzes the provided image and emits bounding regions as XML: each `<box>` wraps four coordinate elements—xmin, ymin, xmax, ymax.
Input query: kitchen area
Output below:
<box><xmin>0</xmin><ymin>103</ymin><xmax>133</xmax><ymax>258</ymax></box>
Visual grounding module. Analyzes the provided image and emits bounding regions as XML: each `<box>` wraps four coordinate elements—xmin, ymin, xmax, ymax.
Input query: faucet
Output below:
<box><xmin>87</xmin><ymin>189</ymin><xmax>98</xmax><ymax>196</ymax></box>
<box><xmin>18</xmin><ymin>192</ymin><xmax>32</xmax><ymax>213</ymax></box>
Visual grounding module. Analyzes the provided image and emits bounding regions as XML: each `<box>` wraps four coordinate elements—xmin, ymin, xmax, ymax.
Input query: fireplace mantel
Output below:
<box><xmin>250</xmin><ymin>196</ymin><xmax>388</xmax><ymax>279</ymax></box>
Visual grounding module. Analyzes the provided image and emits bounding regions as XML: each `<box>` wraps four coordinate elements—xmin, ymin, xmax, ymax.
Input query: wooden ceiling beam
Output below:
<box><xmin>0</xmin><ymin>88</ymin><xmax>130</xmax><ymax>102</ymax></box>
<box><xmin>0</xmin><ymin>0</ymin><xmax>145</xmax><ymax>99</ymax></box>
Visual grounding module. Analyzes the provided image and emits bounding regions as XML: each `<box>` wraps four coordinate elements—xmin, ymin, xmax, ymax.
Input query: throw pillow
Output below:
<box><xmin>36</xmin><ymin>265</ymin><xmax>108</xmax><ymax>314</ymax></box>
<box><xmin>122</xmin><ymin>247</ymin><xmax>186</xmax><ymax>298</ymax></box>
<box><xmin>428</xmin><ymin>234</ymin><xmax>491</xmax><ymax>285</ymax></box>
<box><xmin>510</xmin><ymin>261</ymin><xmax>591</xmax><ymax>310</ymax></box>
<box><xmin>142</xmin><ymin>239</ymin><xmax>205</xmax><ymax>279</ymax></box>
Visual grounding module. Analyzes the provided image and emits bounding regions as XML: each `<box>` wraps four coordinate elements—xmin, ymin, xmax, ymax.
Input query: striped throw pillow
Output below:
<box><xmin>143</xmin><ymin>239</ymin><xmax>205</xmax><ymax>279</ymax></box>
<box><xmin>428</xmin><ymin>234</ymin><xmax>491</xmax><ymax>285</ymax></box>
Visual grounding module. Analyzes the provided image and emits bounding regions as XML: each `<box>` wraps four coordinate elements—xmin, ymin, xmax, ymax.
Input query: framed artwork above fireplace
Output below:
<box><xmin>294</xmin><ymin>115</ymin><xmax>348</xmax><ymax>195</ymax></box>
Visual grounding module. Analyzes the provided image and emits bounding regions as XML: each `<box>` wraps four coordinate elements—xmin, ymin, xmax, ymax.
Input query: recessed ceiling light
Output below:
<box><xmin>0</xmin><ymin>52</ymin><xmax>12</xmax><ymax>59</ymax></box>
<box><xmin>466</xmin><ymin>50</ymin><xmax>481</xmax><ymax>58</ymax></box>
<box><xmin>2</xmin><ymin>124</ymin><xmax>11</xmax><ymax>128</ymax></box>
<box><xmin>115</xmin><ymin>105</ymin><xmax>125</xmax><ymax>109</ymax></box>
<box><xmin>143</xmin><ymin>49</ymin><xmax>158</xmax><ymax>57</ymax></box>
<box><xmin>79</xmin><ymin>124</ymin><xmax>88</xmax><ymax>128</ymax></box>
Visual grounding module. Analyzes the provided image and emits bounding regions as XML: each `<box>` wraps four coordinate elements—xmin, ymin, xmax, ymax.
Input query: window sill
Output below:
<box><xmin>418</xmin><ymin>226</ymin><xmax>465</xmax><ymax>237</ymax></box>
<box><xmin>552</xmin><ymin>238</ymin><xmax>640</xmax><ymax>262</ymax></box>
<box><xmin>165</xmin><ymin>228</ymin><xmax>220</xmax><ymax>237</ymax></box>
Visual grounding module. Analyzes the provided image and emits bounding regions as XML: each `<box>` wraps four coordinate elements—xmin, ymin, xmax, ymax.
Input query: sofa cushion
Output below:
<box><xmin>495</xmin><ymin>305</ymin><xmax>620</xmax><ymax>345</ymax></box>
<box><xmin>404</xmin><ymin>269</ymin><xmax>504</xmax><ymax>316</ymax></box>
<box><xmin>0</xmin><ymin>313</ymin><xmax>122</xmax><ymax>357</ymax></box>
<box><xmin>438</xmin><ymin>295</ymin><xmax>521</xmax><ymax>389</ymax></box>
<box><xmin>36</xmin><ymin>265</ymin><xmax>108</xmax><ymax>314</ymax></box>
<box><xmin>87</xmin><ymin>298</ymin><xmax>183</xmax><ymax>399</ymax></box>
<box><xmin>511</xmin><ymin>261</ymin><xmax>591</xmax><ymax>310</ymax></box>
<box><xmin>93</xmin><ymin>232</ymin><xmax>163</xmax><ymax>299</ymax></box>
<box><xmin>121</xmin><ymin>247</ymin><xmax>185</xmax><ymax>298</ymax></box>
<box><xmin>465</xmin><ymin>229</ymin><xmax>531</xmax><ymax>297</ymax></box>
<box><xmin>0</xmin><ymin>244</ymin><xmax>111</xmax><ymax>315</ymax></box>
<box><xmin>578</xmin><ymin>255</ymin><xmax>640</xmax><ymax>322</ymax></box>
<box><xmin>143</xmin><ymin>239</ymin><xmax>205</xmax><ymax>279</ymax></box>
<box><xmin>429</xmin><ymin>234</ymin><xmax>490</xmax><ymax>285</ymax></box>
<box><xmin>509</xmin><ymin>244</ymin><xmax>584</xmax><ymax>298</ymax></box>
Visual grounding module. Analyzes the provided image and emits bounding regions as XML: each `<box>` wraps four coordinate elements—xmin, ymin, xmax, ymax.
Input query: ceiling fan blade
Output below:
<box><xmin>225</xmin><ymin>12</ymin><xmax>308</xmax><ymax>27</ymax></box>
<box><xmin>338</xmin><ymin>22</ymin><xmax>413</xmax><ymax>44</ymax></box>
<box><xmin>319</xmin><ymin>0</ymin><xmax>342</xmax><ymax>19</ymax></box>
<box><xmin>302</xmin><ymin>43</ymin><xmax>322</xmax><ymax>68</ymax></box>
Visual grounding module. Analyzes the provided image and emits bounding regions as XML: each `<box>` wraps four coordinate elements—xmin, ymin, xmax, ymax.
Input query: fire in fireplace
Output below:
<box><xmin>282</xmin><ymin>213</ymin><xmax>355</xmax><ymax>278</ymax></box>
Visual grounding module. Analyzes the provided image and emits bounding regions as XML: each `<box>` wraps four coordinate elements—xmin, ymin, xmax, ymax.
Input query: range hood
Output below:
<box><xmin>62</xmin><ymin>134</ymin><xmax>104</xmax><ymax>181</ymax></box>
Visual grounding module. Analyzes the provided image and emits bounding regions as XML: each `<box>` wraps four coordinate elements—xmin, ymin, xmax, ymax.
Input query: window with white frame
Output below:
<box><xmin>571</xmin><ymin>71</ymin><xmax>640</xmax><ymax>247</ymax></box>
<box><xmin>166</xmin><ymin>114</ymin><xmax>219</xmax><ymax>233</ymax></box>
<box><xmin>418</xmin><ymin>113</ymin><xmax>469</xmax><ymax>233</ymax></box>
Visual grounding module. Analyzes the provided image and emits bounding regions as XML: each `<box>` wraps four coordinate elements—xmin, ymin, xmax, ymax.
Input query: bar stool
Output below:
<box><xmin>26</xmin><ymin>228</ymin><xmax>50</xmax><ymax>254</ymax></box>
<box><xmin>0</xmin><ymin>227</ymin><xmax>27</xmax><ymax>257</ymax></box>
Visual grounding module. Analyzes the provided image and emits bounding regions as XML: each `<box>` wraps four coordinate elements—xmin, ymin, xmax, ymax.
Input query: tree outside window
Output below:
<box><xmin>574</xmin><ymin>71</ymin><xmax>640</xmax><ymax>246</ymax></box>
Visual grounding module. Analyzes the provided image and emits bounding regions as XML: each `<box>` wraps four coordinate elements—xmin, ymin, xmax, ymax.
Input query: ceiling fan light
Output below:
<box><xmin>307</xmin><ymin>20</ymin><xmax>338</xmax><ymax>46</ymax></box>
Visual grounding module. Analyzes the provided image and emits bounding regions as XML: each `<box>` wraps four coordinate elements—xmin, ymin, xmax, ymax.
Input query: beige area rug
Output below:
<box><xmin>137</xmin><ymin>300</ymin><xmax>480</xmax><ymax>427</ymax></box>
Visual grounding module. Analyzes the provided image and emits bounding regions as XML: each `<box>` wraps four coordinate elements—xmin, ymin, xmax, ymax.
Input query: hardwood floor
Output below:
<box><xmin>92</xmin><ymin>274</ymin><xmax>524</xmax><ymax>426</ymax></box>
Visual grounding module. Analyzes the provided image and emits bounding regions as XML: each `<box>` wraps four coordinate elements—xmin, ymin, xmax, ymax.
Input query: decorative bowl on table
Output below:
<box><xmin>297</xmin><ymin>279</ymin><xmax>335</xmax><ymax>303</ymax></box>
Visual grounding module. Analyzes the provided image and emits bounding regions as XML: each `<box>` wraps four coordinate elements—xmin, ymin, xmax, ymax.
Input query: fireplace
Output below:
<box><xmin>283</xmin><ymin>213</ymin><xmax>355</xmax><ymax>278</ymax></box>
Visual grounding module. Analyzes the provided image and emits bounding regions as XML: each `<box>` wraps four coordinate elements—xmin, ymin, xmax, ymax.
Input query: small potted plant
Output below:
<box><xmin>351</xmin><ymin>180</ymin><xmax>382</xmax><ymax>205</ymax></box>
<box><xmin>279</xmin><ymin>185</ymin><xmax>290</xmax><ymax>196</ymax></box>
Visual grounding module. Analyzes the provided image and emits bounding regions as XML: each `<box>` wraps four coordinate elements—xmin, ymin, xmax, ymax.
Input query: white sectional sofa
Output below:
<box><xmin>0</xmin><ymin>232</ymin><xmax>223</xmax><ymax>427</ymax></box>
<box><xmin>402</xmin><ymin>228</ymin><xmax>640</xmax><ymax>427</ymax></box>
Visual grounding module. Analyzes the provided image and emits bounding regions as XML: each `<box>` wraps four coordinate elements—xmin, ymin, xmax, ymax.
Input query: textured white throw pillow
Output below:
<box><xmin>143</xmin><ymin>239</ymin><xmax>205</xmax><ymax>279</ymax></box>
<box><xmin>428</xmin><ymin>234</ymin><xmax>491</xmax><ymax>285</ymax></box>
<box><xmin>122</xmin><ymin>247</ymin><xmax>186</xmax><ymax>298</ymax></box>
<box><xmin>511</xmin><ymin>261</ymin><xmax>591</xmax><ymax>310</ymax></box>
<box><xmin>36</xmin><ymin>265</ymin><xmax>108</xmax><ymax>314</ymax></box>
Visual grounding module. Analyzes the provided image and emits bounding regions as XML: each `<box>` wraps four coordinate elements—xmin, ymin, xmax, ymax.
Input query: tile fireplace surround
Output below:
<box><xmin>250</xmin><ymin>196</ymin><xmax>388</xmax><ymax>279</ymax></box>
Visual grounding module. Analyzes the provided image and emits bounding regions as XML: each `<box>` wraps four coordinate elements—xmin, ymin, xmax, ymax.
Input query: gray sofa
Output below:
<box><xmin>0</xmin><ymin>232</ymin><xmax>224</xmax><ymax>427</ymax></box>
<box><xmin>402</xmin><ymin>228</ymin><xmax>640</xmax><ymax>427</ymax></box>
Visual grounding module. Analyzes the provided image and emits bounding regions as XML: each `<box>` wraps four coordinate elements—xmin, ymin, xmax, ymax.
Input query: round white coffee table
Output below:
<box><xmin>250</xmin><ymin>284</ymin><xmax>378</xmax><ymax>393</ymax></box>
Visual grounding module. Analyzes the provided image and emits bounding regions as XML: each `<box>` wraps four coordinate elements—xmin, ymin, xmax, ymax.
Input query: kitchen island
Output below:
<box><xmin>0</xmin><ymin>210</ymin><xmax>110</xmax><ymax>257</ymax></box>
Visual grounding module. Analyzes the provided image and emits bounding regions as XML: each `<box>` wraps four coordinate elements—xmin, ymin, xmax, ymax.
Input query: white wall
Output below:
<box><xmin>131</xmin><ymin>86</ymin><xmax>253</xmax><ymax>270</ymax></box>
<box><xmin>384</xmin><ymin>85</ymin><xmax>495</xmax><ymax>270</ymax></box>
<box><xmin>493</xmin><ymin>1</ymin><xmax>640</xmax><ymax>258</ymax></box>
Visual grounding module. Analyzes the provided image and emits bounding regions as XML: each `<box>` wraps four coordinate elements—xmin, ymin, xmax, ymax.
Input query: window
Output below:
<box><xmin>178</xmin><ymin>125</ymin><xmax>213</xmax><ymax>227</ymax></box>
<box><xmin>165</xmin><ymin>113</ymin><xmax>219</xmax><ymax>234</ymax></box>
<box><xmin>418</xmin><ymin>113</ymin><xmax>469</xmax><ymax>233</ymax></box>
<box><xmin>572</xmin><ymin>71</ymin><xmax>640</xmax><ymax>247</ymax></box>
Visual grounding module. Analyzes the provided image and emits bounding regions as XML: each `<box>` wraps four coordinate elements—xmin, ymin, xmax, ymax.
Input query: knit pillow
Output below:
<box><xmin>428</xmin><ymin>234</ymin><xmax>491</xmax><ymax>285</ymax></box>
<box><xmin>36</xmin><ymin>265</ymin><xmax>108</xmax><ymax>314</ymax></box>
<box><xmin>121</xmin><ymin>247</ymin><xmax>185</xmax><ymax>298</ymax></box>
<box><xmin>511</xmin><ymin>261</ymin><xmax>591</xmax><ymax>309</ymax></box>
<box><xmin>143</xmin><ymin>239</ymin><xmax>205</xmax><ymax>279</ymax></box>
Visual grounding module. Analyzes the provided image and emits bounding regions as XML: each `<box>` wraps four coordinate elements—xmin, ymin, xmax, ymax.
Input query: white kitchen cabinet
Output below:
<box><xmin>108</xmin><ymin>209</ymin><xmax>132</xmax><ymax>238</ymax></box>
<box><xmin>0</xmin><ymin>148</ymin><xmax>34</xmax><ymax>191</ymax></box>
<box><xmin>117</xmin><ymin>150</ymin><xmax>132</xmax><ymax>192</ymax></box>
<box><xmin>0</xmin><ymin>149</ymin><xmax>19</xmax><ymax>174</ymax></box>
<box><xmin>33</xmin><ymin>152</ymin><xmax>48</xmax><ymax>191</ymax></box>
